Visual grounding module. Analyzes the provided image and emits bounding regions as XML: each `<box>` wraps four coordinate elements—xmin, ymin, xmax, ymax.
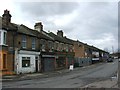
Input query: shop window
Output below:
<box><xmin>3</xmin><ymin>54</ymin><xmax>7</xmax><ymax>69</ymax></box>
<box><xmin>22</xmin><ymin>57</ymin><xmax>30</xmax><ymax>67</ymax></box>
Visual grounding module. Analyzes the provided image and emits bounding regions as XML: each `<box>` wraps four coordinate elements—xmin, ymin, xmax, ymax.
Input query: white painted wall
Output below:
<box><xmin>15</xmin><ymin>50</ymin><xmax>40</xmax><ymax>74</ymax></box>
<box><xmin>17</xmin><ymin>54</ymin><xmax>35</xmax><ymax>74</ymax></box>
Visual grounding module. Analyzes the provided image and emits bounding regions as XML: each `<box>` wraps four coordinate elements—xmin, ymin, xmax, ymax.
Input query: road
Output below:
<box><xmin>2</xmin><ymin>59</ymin><xmax>118</xmax><ymax>88</ymax></box>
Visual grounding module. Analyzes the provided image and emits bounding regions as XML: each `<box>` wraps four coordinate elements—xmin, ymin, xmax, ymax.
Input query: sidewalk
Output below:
<box><xmin>1</xmin><ymin>64</ymin><xmax>96</xmax><ymax>82</ymax></box>
<box><xmin>2</xmin><ymin>68</ymin><xmax>71</xmax><ymax>82</ymax></box>
<box><xmin>82</xmin><ymin>76</ymin><xmax>118</xmax><ymax>88</ymax></box>
<box><xmin>1</xmin><ymin>64</ymin><xmax>93</xmax><ymax>82</ymax></box>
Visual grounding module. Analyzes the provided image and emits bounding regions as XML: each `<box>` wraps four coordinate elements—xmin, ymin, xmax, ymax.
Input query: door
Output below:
<box><xmin>35</xmin><ymin>60</ymin><xmax>38</xmax><ymax>72</ymax></box>
<box><xmin>43</xmin><ymin>57</ymin><xmax>55</xmax><ymax>72</ymax></box>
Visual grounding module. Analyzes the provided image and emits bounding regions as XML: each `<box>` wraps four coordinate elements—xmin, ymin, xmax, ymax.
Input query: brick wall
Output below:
<box><xmin>73</xmin><ymin>42</ymin><xmax>85</xmax><ymax>58</ymax></box>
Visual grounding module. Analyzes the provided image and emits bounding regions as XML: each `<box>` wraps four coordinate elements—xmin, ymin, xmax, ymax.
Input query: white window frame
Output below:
<box><xmin>0</xmin><ymin>29</ymin><xmax>7</xmax><ymax>46</ymax></box>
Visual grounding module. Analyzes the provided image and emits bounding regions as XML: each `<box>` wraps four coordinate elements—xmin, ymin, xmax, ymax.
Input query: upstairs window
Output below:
<box><xmin>0</xmin><ymin>29</ymin><xmax>7</xmax><ymax>45</ymax></box>
<box><xmin>22</xmin><ymin>35</ymin><xmax>27</xmax><ymax>48</ymax></box>
<box><xmin>3</xmin><ymin>32</ymin><xmax>6</xmax><ymax>45</ymax></box>
<box><xmin>66</xmin><ymin>44</ymin><xmax>69</xmax><ymax>52</ymax></box>
<box><xmin>40</xmin><ymin>39</ymin><xmax>46</xmax><ymax>51</ymax></box>
<box><xmin>32</xmin><ymin>38</ymin><xmax>36</xmax><ymax>49</ymax></box>
<box><xmin>48</xmin><ymin>41</ymin><xmax>54</xmax><ymax>52</ymax></box>
<box><xmin>0</xmin><ymin>31</ymin><xmax>1</xmax><ymax>44</ymax></box>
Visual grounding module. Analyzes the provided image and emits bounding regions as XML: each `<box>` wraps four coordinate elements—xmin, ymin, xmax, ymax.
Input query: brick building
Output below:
<box><xmin>48</xmin><ymin>30</ymin><xmax>75</xmax><ymax>70</ymax></box>
<box><xmin>0</xmin><ymin>10</ymin><xmax>109</xmax><ymax>75</ymax></box>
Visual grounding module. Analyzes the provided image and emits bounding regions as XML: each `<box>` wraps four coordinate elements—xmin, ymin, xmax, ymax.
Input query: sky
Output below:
<box><xmin>0</xmin><ymin>0</ymin><xmax>119</xmax><ymax>53</ymax></box>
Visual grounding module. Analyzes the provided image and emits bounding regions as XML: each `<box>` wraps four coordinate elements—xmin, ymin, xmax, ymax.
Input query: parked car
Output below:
<box><xmin>107</xmin><ymin>56</ymin><xmax>113</xmax><ymax>62</ymax></box>
<box><xmin>119</xmin><ymin>59</ymin><xmax>120</xmax><ymax>62</ymax></box>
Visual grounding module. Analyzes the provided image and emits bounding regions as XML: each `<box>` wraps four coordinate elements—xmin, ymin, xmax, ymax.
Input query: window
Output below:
<box><xmin>40</xmin><ymin>39</ymin><xmax>46</xmax><ymax>51</ymax></box>
<box><xmin>35</xmin><ymin>57</ymin><xmax>38</xmax><ymax>60</ymax></box>
<box><xmin>32</xmin><ymin>38</ymin><xmax>36</xmax><ymax>49</ymax></box>
<box><xmin>48</xmin><ymin>41</ymin><xmax>53</xmax><ymax>51</ymax></box>
<box><xmin>3</xmin><ymin>54</ymin><xmax>7</xmax><ymax>69</ymax></box>
<box><xmin>22</xmin><ymin>35</ymin><xmax>26</xmax><ymax>48</ymax></box>
<box><xmin>56</xmin><ymin>42</ymin><xmax>59</xmax><ymax>51</ymax></box>
<box><xmin>22</xmin><ymin>57</ymin><xmax>30</xmax><ymax>67</ymax></box>
<box><xmin>3</xmin><ymin>32</ymin><xmax>6</xmax><ymax>44</ymax></box>
<box><xmin>55</xmin><ymin>42</ymin><xmax>59</xmax><ymax>50</ymax></box>
<box><xmin>66</xmin><ymin>44</ymin><xmax>69</xmax><ymax>52</ymax></box>
<box><xmin>0</xmin><ymin>30</ymin><xmax>7</xmax><ymax>45</ymax></box>
<box><xmin>0</xmin><ymin>31</ymin><xmax>1</xmax><ymax>44</ymax></box>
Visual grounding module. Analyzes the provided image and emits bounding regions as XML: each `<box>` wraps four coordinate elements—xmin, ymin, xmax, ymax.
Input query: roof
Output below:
<box><xmin>48</xmin><ymin>32</ymin><xmax>73</xmax><ymax>45</ymax></box>
<box><xmin>17</xmin><ymin>24</ymin><xmax>53</xmax><ymax>41</ymax></box>
<box><xmin>18</xmin><ymin>24</ymin><xmax>36</xmax><ymax>36</ymax></box>
<box><xmin>0</xmin><ymin>15</ymin><xmax>54</xmax><ymax>41</ymax></box>
<box><xmin>0</xmin><ymin>16</ymin><xmax>17</xmax><ymax>31</ymax></box>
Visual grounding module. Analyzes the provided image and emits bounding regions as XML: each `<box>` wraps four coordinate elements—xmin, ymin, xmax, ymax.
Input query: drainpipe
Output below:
<box><xmin>12</xmin><ymin>30</ymin><xmax>17</xmax><ymax>73</ymax></box>
<box><xmin>12</xmin><ymin>31</ymin><xmax>15</xmax><ymax>72</ymax></box>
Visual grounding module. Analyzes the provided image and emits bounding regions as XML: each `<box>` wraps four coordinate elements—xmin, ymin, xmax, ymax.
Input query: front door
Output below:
<box><xmin>35</xmin><ymin>60</ymin><xmax>38</xmax><ymax>72</ymax></box>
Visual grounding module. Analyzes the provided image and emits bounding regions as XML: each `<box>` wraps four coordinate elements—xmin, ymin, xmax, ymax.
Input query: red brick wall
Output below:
<box><xmin>73</xmin><ymin>42</ymin><xmax>85</xmax><ymax>58</ymax></box>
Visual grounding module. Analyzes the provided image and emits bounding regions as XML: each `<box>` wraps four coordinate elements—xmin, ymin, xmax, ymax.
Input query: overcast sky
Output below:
<box><xmin>0</xmin><ymin>0</ymin><xmax>118</xmax><ymax>53</ymax></box>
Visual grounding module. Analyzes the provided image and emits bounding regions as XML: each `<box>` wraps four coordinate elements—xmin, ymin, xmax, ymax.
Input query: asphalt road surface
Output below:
<box><xmin>2</xmin><ymin>59</ymin><xmax>118</xmax><ymax>88</ymax></box>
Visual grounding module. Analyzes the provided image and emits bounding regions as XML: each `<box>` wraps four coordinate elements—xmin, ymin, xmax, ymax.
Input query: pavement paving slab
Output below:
<box><xmin>82</xmin><ymin>77</ymin><xmax>118</xmax><ymax>88</ymax></box>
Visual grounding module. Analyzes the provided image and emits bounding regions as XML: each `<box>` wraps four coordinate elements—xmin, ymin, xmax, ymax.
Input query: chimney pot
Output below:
<box><xmin>2</xmin><ymin>9</ymin><xmax>12</xmax><ymax>25</ymax></box>
<box><xmin>34</xmin><ymin>22</ymin><xmax>43</xmax><ymax>32</ymax></box>
<box><xmin>57</xmin><ymin>30</ymin><xmax>63</xmax><ymax>37</ymax></box>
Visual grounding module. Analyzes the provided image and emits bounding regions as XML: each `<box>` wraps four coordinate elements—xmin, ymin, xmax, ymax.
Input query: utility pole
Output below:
<box><xmin>112</xmin><ymin>46</ymin><xmax>114</xmax><ymax>54</ymax></box>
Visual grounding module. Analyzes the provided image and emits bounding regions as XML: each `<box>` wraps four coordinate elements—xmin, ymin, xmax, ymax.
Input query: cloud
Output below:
<box><xmin>15</xmin><ymin>2</ymin><xmax>118</xmax><ymax>52</ymax></box>
<box><xmin>18</xmin><ymin>2</ymin><xmax>79</xmax><ymax>17</ymax></box>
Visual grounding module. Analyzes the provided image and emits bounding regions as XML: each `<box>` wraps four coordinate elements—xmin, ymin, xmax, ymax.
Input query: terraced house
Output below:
<box><xmin>48</xmin><ymin>30</ymin><xmax>74</xmax><ymax>70</ymax></box>
<box><xmin>0</xmin><ymin>10</ymin><xmax>109</xmax><ymax>75</ymax></box>
<box><xmin>0</xmin><ymin>10</ymin><xmax>18</xmax><ymax>75</ymax></box>
<box><xmin>73</xmin><ymin>40</ymin><xmax>109</xmax><ymax>67</ymax></box>
<box><xmin>0</xmin><ymin>10</ymin><xmax>75</xmax><ymax>75</ymax></box>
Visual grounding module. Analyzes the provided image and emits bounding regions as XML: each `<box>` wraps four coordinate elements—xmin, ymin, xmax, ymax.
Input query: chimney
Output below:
<box><xmin>34</xmin><ymin>22</ymin><xmax>43</xmax><ymax>32</ymax></box>
<box><xmin>2</xmin><ymin>9</ymin><xmax>12</xmax><ymax>25</ymax></box>
<box><xmin>57</xmin><ymin>30</ymin><xmax>63</xmax><ymax>37</ymax></box>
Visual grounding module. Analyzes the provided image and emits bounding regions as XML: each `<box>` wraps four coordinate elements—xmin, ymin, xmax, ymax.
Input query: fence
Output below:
<box><xmin>74</xmin><ymin>57</ymin><xmax>92</xmax><ymax>67</ymax></box>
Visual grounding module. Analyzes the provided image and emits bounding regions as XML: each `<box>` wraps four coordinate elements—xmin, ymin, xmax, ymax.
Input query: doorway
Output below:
<box><xmin>35</xmin><ymin>60</ymin><xmax>38</xmax><ymax>72</ymax></box>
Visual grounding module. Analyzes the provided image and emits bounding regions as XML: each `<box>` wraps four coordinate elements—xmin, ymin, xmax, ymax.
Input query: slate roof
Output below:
<box><xmin>17</xmin><ymin>24</ymin><xmax>36</xmax><ymax>36</ymax></box>
<box><xmin>48</xmin><ymin>32</ymin><xmax>73</xmax><ymax>45</ymax></box>
<box><xmin>17</xmin><ymin>24</ymin><xmax>53</xmax><ymax>41</ymax></box>
<box><xmin>0</xmin><ymin>16</ymin><xmax>17</xmax><ymax>31</ymax></box>
<box><xmin>0</xmin><ymin>15</ymin><xmax>53</xmax><ymax>41</ymax></box>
